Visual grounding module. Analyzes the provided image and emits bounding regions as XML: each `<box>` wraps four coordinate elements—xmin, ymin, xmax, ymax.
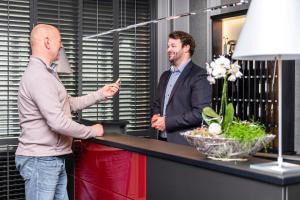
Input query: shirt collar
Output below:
<box><xmin>170</xmin><ymin>59</ymin><xmax>191</xmax><ymax>73</ymax></box>
<box><xmin>30</xmin><ymin>56</ymin><xmax>56</xmax><ymax>72</ymax></box>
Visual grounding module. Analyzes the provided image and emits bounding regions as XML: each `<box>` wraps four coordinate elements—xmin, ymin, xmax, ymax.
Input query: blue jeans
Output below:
<box><xmin>15</xmin><ymin>155</ymin><xmax>69</xmax><ymax>200</ymax></box>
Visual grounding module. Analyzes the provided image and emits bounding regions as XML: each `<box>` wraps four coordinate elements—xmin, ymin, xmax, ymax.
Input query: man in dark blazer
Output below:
<box><xmin>151</xmin><ymin>31</ymin><xmax>211</xmax><ymax>145</ymax></box>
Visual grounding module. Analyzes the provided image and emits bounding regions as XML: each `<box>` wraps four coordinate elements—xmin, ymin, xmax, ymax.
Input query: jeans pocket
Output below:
<box><xmin>37</xmin><ymin>157</ymin><xmax>66</xmax><ymax>192</ymax></box>
<box><xmin>15</xmin><ymin>156</ymin><xmax>35</xmax><ymax>181</ymax></box>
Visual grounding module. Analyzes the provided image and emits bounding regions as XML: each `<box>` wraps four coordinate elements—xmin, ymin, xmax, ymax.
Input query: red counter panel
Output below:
<box><xmin>74</xmin><ymin>142</ymin><xmax>146</xmax><ymax>200</ymax></box>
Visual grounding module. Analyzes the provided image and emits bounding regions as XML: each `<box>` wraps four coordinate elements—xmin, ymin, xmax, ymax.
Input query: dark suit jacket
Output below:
<box><xmin>151</xmin><ymin>61</ymin><xmax>212</xmax><ymax>145</ymax></box>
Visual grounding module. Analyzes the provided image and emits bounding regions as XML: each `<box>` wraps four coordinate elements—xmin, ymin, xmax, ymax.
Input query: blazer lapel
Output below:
<box><xmin>160</xmin><ymin>71</ymin><xmax>171</xmax><ymax>114</ymax></box>
<box><xmin>166</xmin><ymin>61</ymin><xmax>193</xmax><ymax>107</ymax></box>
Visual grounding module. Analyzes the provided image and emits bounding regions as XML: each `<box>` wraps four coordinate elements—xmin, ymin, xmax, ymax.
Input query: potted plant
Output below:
<box><xmin>182</xmin><ymin>56</ymin><xmax>275</xmax><ymax>161</ymax></box>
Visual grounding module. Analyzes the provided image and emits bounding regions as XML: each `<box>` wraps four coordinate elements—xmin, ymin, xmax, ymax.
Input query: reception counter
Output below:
<box><xmin>73</xmin><ymin>133</ymin><xmax>300</xmax><ymax>200</ymax></box>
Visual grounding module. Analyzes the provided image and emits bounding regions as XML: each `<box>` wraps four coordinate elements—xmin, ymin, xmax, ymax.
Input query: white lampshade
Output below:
<box><xmin>232</xmin><ymin>0</ymin><xmax>300</xmax><ymax>174</ymax></box>
<box><xmin>233</xmin><ymin>0</ymin><xmax>300</xmax><ymax>60</ymax></box>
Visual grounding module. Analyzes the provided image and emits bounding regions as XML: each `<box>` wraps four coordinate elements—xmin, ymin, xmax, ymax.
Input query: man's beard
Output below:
<box><xmin>169</xmin><ymin>59</ymin><xmax>175</xmax><ymax>66</ymax></box>
<box><xmin>168</xmin><ymin>53</ymin><xmax>177</xmax><ymax>66</ymax></box>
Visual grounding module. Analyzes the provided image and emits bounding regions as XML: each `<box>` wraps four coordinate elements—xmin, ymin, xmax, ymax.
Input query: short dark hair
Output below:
<box><xmin>168</xmin><ymin>31</ymin><xmax>196</xmax><ymax>56</ymax></box>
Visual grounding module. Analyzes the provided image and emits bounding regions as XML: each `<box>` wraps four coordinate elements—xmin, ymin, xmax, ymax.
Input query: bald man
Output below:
<box><xmin>15</xmin><ymin>24</ymin><xmax>120</xmax><ymax>200</ymax></box>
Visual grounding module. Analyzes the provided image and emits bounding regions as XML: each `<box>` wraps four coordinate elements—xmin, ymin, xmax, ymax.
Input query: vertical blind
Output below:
<box><xmin>118</xmin><ymin>0</ymin><xmax>151</xmax><ymax>132</ymax></box>
<box><xmin>81</xmin><ymin>0</ymin><xmax>152</xmax><ymax>133</ymax></box>
<box><xmin>0</xmin><ymin>0</ymin><xmax>30</xmax><ymax>136</ymax></box>
<box><xmin>36</xmin><ymin>0</ymin><xmax>79</xmax><ymax>96</ymax></box>
<box><xmin>81</xmin><ymin>0</ymin><xmax>115</xmax><ymax>121</ymax></box>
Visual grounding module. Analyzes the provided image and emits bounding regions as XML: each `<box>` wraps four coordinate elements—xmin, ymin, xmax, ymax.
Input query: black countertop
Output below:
<box><xmin>89</xmin><ymin>133</ymin><xmax>300</xmax><ymax>186</ymax></box>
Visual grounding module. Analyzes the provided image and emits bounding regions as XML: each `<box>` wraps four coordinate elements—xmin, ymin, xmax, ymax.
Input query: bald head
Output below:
<box><xmin>31</xmin><ymin>24</ymin><xmax>60</xmax><ymax>48</ymax></box>
<box><xmin>30</xmin><ymin>24</ymin><xmax>62</xmax><ymax>66</ymax></box>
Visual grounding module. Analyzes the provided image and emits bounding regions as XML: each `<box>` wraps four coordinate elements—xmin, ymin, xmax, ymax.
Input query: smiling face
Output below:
<box><xmin>167</xmin><ymin>38</ymin><xmax>190</xmax><ymax>67</ymax></box>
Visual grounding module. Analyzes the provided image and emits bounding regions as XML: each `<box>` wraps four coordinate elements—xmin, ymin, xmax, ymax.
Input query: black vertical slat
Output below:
<box><xmin>271</xmin><ymin>61</ymin><xmax>277</xmax><ymax>141</ymax></box>
<box><xmin>247</xmin><ymin>60</ymin><xmax>251</xmax><ymax>119</ymax></box>
<box><xmin>253</xmin><ymin>61</ymin><xmax>257</xmax><ymax>120</ymax></box>
<box><xmin>77</xmin><ymin>0</ymin><xmax>83</xmax><ymax>121</ymax></box>
<box><xmin>282</xmin><ymin>61</ymin><xmax>295</xmax><ymax>153</ymax></box>
<box><xmin>113</xmin><ymin>0</ymin><xmax>120</xmax><ymax>120</ymax></box>
<box><xmin>259</xmin><ymin>61</ymin><xmax>264</xmax><ymax>122</ymax></box>
<box><xmin>263</xmin><ymin>61</ymin><xmax>268</xmax><ymax>126</ymax></box>
<box><xmin>235</xmin><ymin>61</ymin><xmax>240</xmax><ymax>115</ymax></box>
<box><xmin>265</xmin><ymin>61</ymin><xmax>270</xmax><ymax>131</ymax></box>
<box><xmin>7</xmin><ymin>146</ymin><xmax>9</xmax><ymax>199</ymax></box>
<box><xmin>241</xmin><ymin>60</ymin><xmax>246</xmax><ymax>120</ymax></box>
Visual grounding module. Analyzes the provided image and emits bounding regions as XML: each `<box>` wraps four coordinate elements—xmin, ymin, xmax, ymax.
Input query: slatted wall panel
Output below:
<box><xmin>212</xmin><ymin>60</ymin><xmax>278</xmax><ymax>148</ymax></box>
<box><xmin>0</xmin><ymin>145</ymin><xmax>24</xmax><ymax>200</ymax></box>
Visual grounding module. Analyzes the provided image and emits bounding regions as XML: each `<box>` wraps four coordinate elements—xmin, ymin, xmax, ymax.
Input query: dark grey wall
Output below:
<box><xmin>189</xmin><ymin>0</ymin><xmax>207</xmax><ymax>67</ymax></box>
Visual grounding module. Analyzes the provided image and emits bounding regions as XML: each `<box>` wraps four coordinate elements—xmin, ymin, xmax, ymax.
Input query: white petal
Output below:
<box><xmin>236</xmin><ymin>71</ymin><xmax>243</xmax><ymax>78</ymax></box>
<box><xmin>210</xmin><ymin>61</ymin><xmax>217</xmax><ymax>69</ymax></box>
<box><xmin>206</xmin><ymin>64</ymin><xmax>213</xmax><ymax>74</ymax></box>
<box><xmin>212</xmin><ymin>66</ymin><xmax>226</xmax><ymax>78</ymax></box>
<box><xmin>207</xmin><ymin>76</ymin><xmax>216</xmax><ymax>84</ymax></box>
<box><xmin>215</xmin><ymin>56</ymin><xmax>230</xmax><ymax>69</ymax></box>
<box><xmin>228</xmin><ymin>74</ymin><xmax>236</xmax><ymax>82</ymax></box>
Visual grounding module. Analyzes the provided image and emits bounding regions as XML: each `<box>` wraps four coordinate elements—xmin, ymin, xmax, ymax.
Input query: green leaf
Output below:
<box><xmin>222</xmin><ymin>103</ymin><xmax>234</xmax><ymax>131</ymax></box>
<box><xmin>202</xmin><ymin>107</ymin><xmax>222</xmax><ymax>125</ymax></box>
<box><xmin>203</xmin><ymin>107</ymin><xmax>220</xmax><ymax>118</ymax></box>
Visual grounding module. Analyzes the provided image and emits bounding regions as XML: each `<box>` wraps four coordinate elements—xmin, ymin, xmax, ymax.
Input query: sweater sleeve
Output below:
<box><xmin>68</xmin><ymin>88</ymin><xmax>107</xmax><ymax>112</ymax></box>
<box><xmin>30</xmin><ymin>75</ymin><xmax>97</xmax><ymax>139</ymax></box>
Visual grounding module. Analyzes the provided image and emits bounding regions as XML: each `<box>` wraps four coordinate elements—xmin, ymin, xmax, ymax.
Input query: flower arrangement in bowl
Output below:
<box><xmin>182</xmin><ymin>56</ymin><xmax>275</xmax><ymax>161</ymax></box>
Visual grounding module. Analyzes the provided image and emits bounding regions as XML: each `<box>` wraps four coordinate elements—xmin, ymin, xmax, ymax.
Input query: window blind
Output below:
<box><xmin>81</xmin><ymin>0</ymin><xmax>152</xmax><ymax>133</ymax></box>
<box><xmin>36</xmin><ymin>0</ymin><xmax>79</xmax><ymax>96</ymax></box>
<box><xmin>0</xmin><ymin>0</ymin><xmax>30</xmax><ymax>136</ymax></box>
<box><xmin>81</xmin><ymin>0</ymin><xmax>115</xmax><ymax>121</ymax></box>
<box><xmin>118</xmin><ymin>0</ymin><xmax>152</xmax><ymax>132</ymax></box>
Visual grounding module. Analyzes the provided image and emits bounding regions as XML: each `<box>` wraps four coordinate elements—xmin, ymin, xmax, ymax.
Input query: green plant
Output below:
<box><xmin>202</xmin><ymin>56</ymin><xmax>267</xmax><ymax>143</ymax></box>
<box><xmin>224</xmin><ymin>120</ymin><xmax>265</xmax><ymax>145</ymax></box>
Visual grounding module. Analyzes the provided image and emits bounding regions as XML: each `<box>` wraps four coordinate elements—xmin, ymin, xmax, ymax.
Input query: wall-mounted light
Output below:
<box><xmin>83</xmin><ymin>0</ymin><xmax>249</xmax><ymax>39</ymax></box>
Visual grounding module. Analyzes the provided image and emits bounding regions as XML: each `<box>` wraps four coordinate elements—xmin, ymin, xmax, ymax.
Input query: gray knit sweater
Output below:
<box><xmin>16</xmin><ymin>56</ymin><xmax>106</xmax><ymax>156</ymax></box>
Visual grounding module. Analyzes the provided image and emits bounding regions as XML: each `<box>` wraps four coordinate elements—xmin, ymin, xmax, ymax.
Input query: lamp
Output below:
<box><xmin>233</xmin><ymin>0</ymin><xmax>300</xmax><ymax>174</ymax></box>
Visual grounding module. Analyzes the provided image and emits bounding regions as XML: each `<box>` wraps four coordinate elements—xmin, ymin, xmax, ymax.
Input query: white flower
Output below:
<box><xmin>212</xmin><ymin>65</ymin><xmax>226</xmax><ymax>78</ymax></box>
<box><xmin>229</xmin><ymin>62</ymin><xmax>243</xmax><ymax>78</ymax></box>
<box><xmin>215</xmin><ymin>56</ymin><xmax>230</xmax><ymax>69</ymax></box>
<box><xmin>207</xmin><ymin>75</ymin><xmax>216</xmax><ymax>84</ymax></box>
<box><xmin>235</xmin><ymin>71</ymin><xmax>243</xmax><ymax>78</ymax></box>
<box><xmin>206</xmin><ymin>56</ymin><xmax>243</xmax><ymax>84</ymax></box>
<box><xmin>210</xmin><ymin>61</ymin><xmax>217</xmax><ymax>69</ymax></box>
<box><xmin>228</xmin><ymin>74</ymin><xmax>237</xmax><ymax>82</ymax></box>
<box><xmin>206</xmin><ymin>63</ymin><xmax>213</xmax><ymax>75</ymax></box>
<box><xmin>208</xmin><ymin>123</ymin><xmax>222</xmax><ymax>135</ymax></box>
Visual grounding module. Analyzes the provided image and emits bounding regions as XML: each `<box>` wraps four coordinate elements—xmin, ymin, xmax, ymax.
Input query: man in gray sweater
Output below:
<box><xmin>15</xmin><ymin>24</ymin><xmax>120</xmax><ymax>200</ymax></box>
